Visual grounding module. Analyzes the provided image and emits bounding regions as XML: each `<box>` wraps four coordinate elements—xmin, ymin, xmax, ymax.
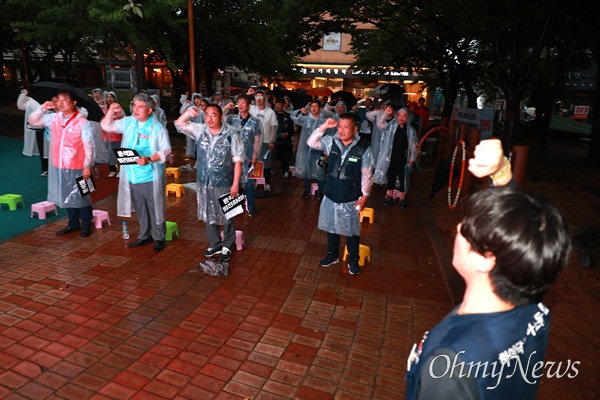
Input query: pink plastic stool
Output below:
<box><xmin>220</xmin><ymin>230</ymin><xmax>244</xmax><ymax>251</ymax></box>
<box><xmin>92</xmin><ymin>210</ymin><xmax>111</xmax><ymax>229</ymax></box>
<box><xmin>393</xmin><ymin>189</ymin><xmax>403</xmax><ymax>200</ymax></box>
<box><xmin>31</xmin><ymin>201</ymin><xmax>58</xmax><ymax>220</ymax></box>
<box><xmin>254</xmin><ymin>178</ymin><xmax>266</xmax><ymax>187</ymax></box>
<box><xmin>310</xmin><ymin>183</ymin><xmax>319</xmax><ymax>196</ymax></box>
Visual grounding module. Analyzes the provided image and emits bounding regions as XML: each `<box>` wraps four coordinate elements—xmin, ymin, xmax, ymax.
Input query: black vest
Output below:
<box><xmin>324</xmin><ymin>138</ymin><xmax>369</xmax><ymax>203</ymax></box>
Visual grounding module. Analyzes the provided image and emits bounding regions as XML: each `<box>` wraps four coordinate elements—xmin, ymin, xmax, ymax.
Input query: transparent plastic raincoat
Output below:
<box><xmin>307</xmin><ymin>129</ymin><xmax>373</xmax><ymax>237</ymax></box>
<box><xmin>107</xmin><ymin>115</ymin><xmax>171</xmax><ymax>222</ymax></box>
<box><xmin>98</xmin><ymin>91</ymin><xmax>124</xmax><ymax>165</ymax></box>
<box><xmin>175</xmin><ymin>121</ymin><xmax>243</xmax><ymax>225</ymax></box>
<box><xmin>291</xmin><ymin>110</ymin><xmax>328</xmax><ymax>180</ymax></box>
<box><xmin>373</xmin><ymin>109</ymin><xmax>418</xmax><ymax>190</ymax></box>
<box><xmin>28</xmin><ymin>108</ymin><xmax>95</xmax><ymax>208</ymax></box>
<box><xmin>226</xmin><ymin>114</ymin><xmax>262</xmax><ymax>184</ymax></box>
<box><xmin>366</xmin><ymin>109</ymin><xmax>389</xmax><ymax>164</ymax></box>
<box><xmin>179</xmin><ymin>93</ymin><xmax>204</xmax><ymax>158</ymax></box>
<box><xmin>17</xmin><ymin>92</ymin><xmax>46</xmax><ymax>157</ymax></box>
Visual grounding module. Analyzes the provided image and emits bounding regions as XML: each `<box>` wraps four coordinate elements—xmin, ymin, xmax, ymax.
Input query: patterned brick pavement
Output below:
<box><xmin>0</xmin><ymin>168</ymin><xmax>454</xmax><ymax>399</ymax></box>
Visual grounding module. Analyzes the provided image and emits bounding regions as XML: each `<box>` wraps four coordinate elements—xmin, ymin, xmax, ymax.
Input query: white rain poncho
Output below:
<box><xmin>226</xmin><ymin>114</ymin><xmax>262</xmax><ymax>184</ymax></box>
<box><xmin>180</xmin><ymin>93</ymin><xmax>204</xmax><ymax>158</ymax></box>
<box><xmin>373</xmin><ymin>108</ymin><xmax>418</xmax><ymax>189</ymax></box>
<box><xmin>366</xmin><ymin>109</ymin><xmax>391</xmax><ymax>163</ymax></box>
<box><xmin>28</xmin><ymin>108</ymin><xmax>95</xmax><ymax>208</ymax></box>
<box><xmin>307</xmin><ymin>129</ymin><xmax>373</xmax><ymax>237</ymax></box>
<box><xmin>151</xmin><ymin>95</ymin><xmax>168</xmax><ymax>127</ymax></box>
<box><xmin>17</xmin><ymin>93</ymin><xmax>46</xmax><ymax>157</ymax></box>
<box><xmin>100</xmin><ymin>91</ymin><xmax>125</xmax><ymax>165</ymax></box>
<box><xmin>175</xmin><ymin>121</ymin><xmax>243</xmax><ymax>225</ymax></box>
<box><xmin>291</xmin><ymin>110</ymin><xmax>328</xmax><ymax>180</ymax></box>
<box><xmin>106</xmin><ymin>115</ymin><xmax>171</xmax><ymax>222</ymax></box>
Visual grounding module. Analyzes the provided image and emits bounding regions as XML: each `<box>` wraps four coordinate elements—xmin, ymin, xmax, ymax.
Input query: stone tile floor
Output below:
<box><xmin>0</xmin><ymin>168</ymin><xmax>454</xmax><ymax>399</ymax></box>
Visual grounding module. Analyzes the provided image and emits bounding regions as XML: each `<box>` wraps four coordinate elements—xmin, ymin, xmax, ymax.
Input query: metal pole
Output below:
<box><xmin>188</xmin><ymin>0</ymin><xmax>196</xmax><ymax>93</ymax></box>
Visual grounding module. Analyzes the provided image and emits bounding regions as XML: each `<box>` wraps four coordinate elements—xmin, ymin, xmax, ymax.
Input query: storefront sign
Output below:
<box><xmin>323</xmin><ymin>33</ymin><xmax>342</xmax><ymax>51</ymax></box>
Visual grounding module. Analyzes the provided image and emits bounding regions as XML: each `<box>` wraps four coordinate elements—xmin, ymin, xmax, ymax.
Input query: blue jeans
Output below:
<box><xmin>245</xmin><ymin>181</ymin><xmax>255</xmax><ymax>213</ymax></box>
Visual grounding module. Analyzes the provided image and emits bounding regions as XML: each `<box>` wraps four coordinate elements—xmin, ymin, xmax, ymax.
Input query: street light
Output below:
<box><xmin>188</xmin><ymin>0</ymin><xmax>196</xmax><ymax>92</ymax></box>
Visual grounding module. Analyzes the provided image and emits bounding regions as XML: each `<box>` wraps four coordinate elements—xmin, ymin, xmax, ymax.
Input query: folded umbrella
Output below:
<box><xmin>306</xmin><ymin>87</ymin><xmax>334</xmax><ymax>97</ymax></box>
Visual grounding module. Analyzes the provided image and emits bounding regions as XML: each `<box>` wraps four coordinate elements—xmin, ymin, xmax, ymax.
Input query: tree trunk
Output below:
<box><xmin>0</xmin><ymin>48</ymin><xmax>7</xmax><ymax>104</ymax></box>
<box><xmin>133</xmin><ymin>45</ymin><xmax>146</xmax><ymax>92</ymax></box>
<box><xmin>502</xmin><ymin>96</ymin><xmax>522</xmax><ymax>153</ymax></box>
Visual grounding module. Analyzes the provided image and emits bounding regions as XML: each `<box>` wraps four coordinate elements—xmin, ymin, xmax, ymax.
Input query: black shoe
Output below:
<box><xmin>127</xmin><ymin>238</ymin><xmax>153</xmax><ymax>248</ymax></box>
<box><xmin>317</xmin><ymin>192</ymin><xmax>324</xmax><ymax>200</ymax></box>
<box><xmin>319</xmin><ymin>253</ymin><xmax>339</xmax><ymax>267</ymax></box>
<box><xmin>384</xmin><ymin>196</ymin><xmax>394</xmax><ymax>206</ymax></box>
<box><xmin>399</xmin><ymin>199</ymin><xmax>407</xmax><ymax>209</ymax></box>
<box><xmin>203</xmin><ymin>246</ymin><xmax>223</xmax><ymax>257</ymax></box>
<box><xmin>301</xmin><ymin>191</ymin><xmax>310</xmax><ymax>198</ymax></box>
<box><xmin>56</xmin><ymin>226</ymin><xmax>80</xmax><ymax>235</ymax></box>
<box><xmin>80</xmin><ymin>229</ymin><xmax>92</xmax><ymax>238</ymax></box>
<box><xmin>348</xmin><ymin>262</ymin><xmax>361</xmax><ymax>275</ymax></box>
<box><xmin>220</xmin><ymin>247</ymin><xmax>232</xmax><ymax>262</ymax></box>
<box><xmin>153</xmin><ymin>240</ymin><xmax>165</xmax><ymax>252</ymax></box>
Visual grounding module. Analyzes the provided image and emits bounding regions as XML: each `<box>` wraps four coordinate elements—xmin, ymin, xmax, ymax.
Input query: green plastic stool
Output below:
<box><xmin>0</xmin><ymin>194</ymin><xmax>25</xmax><ymax>211</ymax></box>
<box><xmin>165</xmin><ymin>221</ymin><xmax>179</xmax><ymax>241</ymax></box>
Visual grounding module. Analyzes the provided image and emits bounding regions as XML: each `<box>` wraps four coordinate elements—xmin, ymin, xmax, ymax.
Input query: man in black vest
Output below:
<box><xmin>307</xmin><ymin>114</ymin><xmax>373</xmax><ymax>275</ymax></box>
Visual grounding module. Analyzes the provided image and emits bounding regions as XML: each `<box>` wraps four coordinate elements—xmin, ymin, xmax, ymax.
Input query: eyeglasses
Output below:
<box><xmin>255</xmin><ymin>95</ymin><xmax>264</xmax><ymax>99</ymax></box>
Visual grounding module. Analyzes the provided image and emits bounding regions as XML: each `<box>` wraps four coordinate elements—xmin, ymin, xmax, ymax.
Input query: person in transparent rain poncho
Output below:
<box><xmin>17</xmin><ymin>88</ymin><xmax>49</xmax><ymax>175</ymax></box>
<box><xmin>175</xmin><ymin>104</ymin><xmax>243</xmax><ymax>263</ymax></box>
<box><xmin>307</xmin><ymin>114</ymin><xmax>373</xmax><ymax>275</ymax></box>
<box><xmin>225</xmin><ymin>94</ymin><xmax>262</xmax><ymax>217</ymax></box>
<box><xmin>179</xmin><ymin>93</ymin><xmax>206</xmax><ymax>168</ymax></box>
<box><xmin>99</xmin><ymin>91</ymin><xmax>125</xmax><ymax>177</ymax></box>
<box><xmin>366</xmin><ymin>102</ymin><xmax>395</xmax><ymax>167</ymax></box>
<box><xmin>373</xmin><ymin>106</ymin><xmax>418</xmax><ymax>209</ymax></box>
<box><xmin>101</xmin><ymin>93</ymin><xmax>172</xmax><ymax>252</ymax></box>
<box><xmin>28</xmin><ymin>91</ymin><xmax>96</xmax><ymax>237</ymax></box>
<box><xmin>291</xmin><ymin>100</ymin><xmax>329</xmax><ymax>199</ymax></box>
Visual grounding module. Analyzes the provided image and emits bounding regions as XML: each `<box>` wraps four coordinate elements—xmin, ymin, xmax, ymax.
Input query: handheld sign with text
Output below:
<box><xmin>76</xmin><ymin>175</ymin><xmax>96</xmax><ymax>197</ymax></box>
<box><xmin>248</xmin><ymin>161</ymin><xmax>264</xmax><ymax>179</ymax></box>
<box><xmin>114</xmin><ymin>148</ymin><xmax>140</xmax><ymax>165</ymax></box>
<box><xmin>218</xmin><ymin>193</ymin><xmax>247</xmax><ymax>220</ymax></box>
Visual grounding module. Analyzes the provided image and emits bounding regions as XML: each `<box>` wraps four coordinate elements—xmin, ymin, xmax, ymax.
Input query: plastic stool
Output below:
<box><xmin>0</xmin><ymin>194</ymin><xmax>25</xmax><ymax>211</ymax></box>
<box><xmin>31</xmin><ymin>201</ymin><xmax>58</xmax><ymax>220</ymax></box>
<box><xmin>165</xmin><ymin>221</ymin><xmax>179</xmax><ymax>241</ymax></box>
<box><xmin>220</xmin><ymin>230</ymin><xmax>244</xmax><ymax>251</ymax></box>
<box><xmin>92</xmin><ymin>210</ymin><xmax>111</xmax><ymax>229</ymax></box>
<box><xmin>360</xmin><ymin>207</ymin><xmax>374</xmax><ymax>224</ymax></box>
<box><xmin>310</xmin><ymin>183</ymin><xmax>319</xmax><ymax>196</ymax></box>
<box><xmin>166</xmin><ymin>167</ymin><xmax>180</xmax><ymax>179</ymax></box>
<box><xmin>254</xmin><ymin>178</ymin><xmax>266</xmax><ymax>187</ymax></box>
<box><xmin>343</xmin><ymin>244</ymin><xmax>371</xmax><ymax>266</ymax></box>
<box><xmin>166</xmin><ymin>183</ymin><xmax>185</xmax><ymax>197</ymax></box>
<box><xmin>288</xmin><ymin>166</ymin><xmax>295</xmax><ymax>175</ymax></box>
<box><xmin>392</xmin><ymin>189</ymin><xmax>403</xmax><ymax>200</ymax></box>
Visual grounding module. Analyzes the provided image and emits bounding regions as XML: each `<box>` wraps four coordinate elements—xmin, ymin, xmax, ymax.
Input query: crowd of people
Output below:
<box><xmin>17</xmin><ymin>85</ymin><xmax>571</xmax><ymax>400</ymax></box>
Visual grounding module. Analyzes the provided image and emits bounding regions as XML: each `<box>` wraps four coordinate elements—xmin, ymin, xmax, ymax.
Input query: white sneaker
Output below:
<box><xmin>107</xmin><ymin>171</ymin><xmax>117</xmax><ymax>178</ymax></box>
<box><xmin>40</xmin><ymin>171</ymin><xmax>48</xmax><ymax>177</ymax></box>
<box><xmin>283</xmin><ymin>172</ymin><xmax>289</xmax><ymax>179</ymax></box>
<box><xmin>116</xmin><ymin>172</ymin><xmax>120</xmax><ymax>178</ymax></box>
<box><xmin>265</xmin><ymin>184</ymin><xmax>271</xmax><ymax>192</ymax></box>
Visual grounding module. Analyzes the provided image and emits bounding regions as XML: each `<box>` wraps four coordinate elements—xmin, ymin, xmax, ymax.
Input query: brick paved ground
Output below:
<box><xmin>0</xmin><ymin>155</ymin><xmax>455</xmax><ymax>399</ymax></box>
